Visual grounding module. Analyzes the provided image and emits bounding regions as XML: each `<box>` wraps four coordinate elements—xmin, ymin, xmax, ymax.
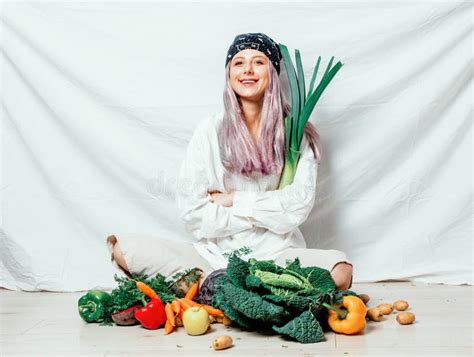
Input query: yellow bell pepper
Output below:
<box><xmin>324</xmin><ymin>295</ymin><xmax>367</xmax><ymax>335</ymax></box>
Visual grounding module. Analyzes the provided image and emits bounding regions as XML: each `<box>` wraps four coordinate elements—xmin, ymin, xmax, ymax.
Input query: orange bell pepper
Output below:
<box><xmin>324</xmin><ymin>295</ymin><xmax>366</xmax><ymax>335</ymax></box>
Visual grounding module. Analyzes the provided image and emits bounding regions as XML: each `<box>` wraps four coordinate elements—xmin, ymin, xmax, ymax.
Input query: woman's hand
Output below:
<box><xmin>208</xmin><ymin>190</ymin><xmax>234</xmax><ymax>207</ymax></box>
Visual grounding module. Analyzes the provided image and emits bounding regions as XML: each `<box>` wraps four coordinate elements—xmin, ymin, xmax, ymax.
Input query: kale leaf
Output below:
<box><xmin>272</xmin><ymin>310</ymin><xmax>325</xmax><ymax>343</ymax></box>
<box><xmin>248</xmin><ymin>258</ymin><xmax>284</xmax><ymax>274</ymax></box>
<box><xmin>226</xmin><ymin>255</ymin><xmax>250</xmax><ymax>288</ymax></box>
<box><xmin>285</xmin><ymin>258</ymin><xmax>336</xmax><ymax>292</ymax></box>
<box><xmin>215</xmin><ymin>280</ymin><xmax>289</xmax><ymax>325</ymax></box>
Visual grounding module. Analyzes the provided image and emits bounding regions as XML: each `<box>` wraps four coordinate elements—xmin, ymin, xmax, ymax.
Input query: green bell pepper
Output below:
<box><xmin>78</xmin><ymin>290</ymin><xmax>111</xmax><ymax>323</ymax></box>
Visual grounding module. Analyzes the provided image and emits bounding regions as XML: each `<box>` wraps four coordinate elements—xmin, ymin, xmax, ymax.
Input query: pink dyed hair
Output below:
<box><xmin>218</xmin><ymin>60</ymin><xmax>322</xmax><ymax>178</ymax></box>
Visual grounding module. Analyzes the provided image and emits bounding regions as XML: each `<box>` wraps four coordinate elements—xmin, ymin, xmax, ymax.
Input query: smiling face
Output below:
<box><xmin>229</xmin><ymin>49</ymin><xmax>271</xmax><ymax>104</ymax></box>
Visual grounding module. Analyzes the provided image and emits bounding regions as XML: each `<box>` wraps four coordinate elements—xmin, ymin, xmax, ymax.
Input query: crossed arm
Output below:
<box><xmin>175</xmin><ymin>122</ymin><xmax>318</xmax><ymax>240</ymax></box>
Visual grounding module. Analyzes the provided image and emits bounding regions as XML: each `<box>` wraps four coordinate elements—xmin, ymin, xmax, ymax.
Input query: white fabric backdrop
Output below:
<box><xmin>1</xmin><ymin>1</ymin><xmax>472</xmax><ymax>291</ymax></box>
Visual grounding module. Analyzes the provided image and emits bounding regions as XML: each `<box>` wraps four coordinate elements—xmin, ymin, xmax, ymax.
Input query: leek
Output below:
<box><xmin>277</xmin><ymin>43</ymin><xmax>343</xmax><ymax>189</ymax></box>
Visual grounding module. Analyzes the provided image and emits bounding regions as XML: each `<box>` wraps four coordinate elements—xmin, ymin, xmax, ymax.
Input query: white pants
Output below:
<box><xmin>107</xmin><ymin>234</ymin><xmax>353</xmax><ymax>287</ymax></box>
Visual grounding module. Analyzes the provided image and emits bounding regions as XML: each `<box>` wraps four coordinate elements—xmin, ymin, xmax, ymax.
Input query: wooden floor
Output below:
<box><xmin>0</xmin><ymin>282</ymin><xmax>472</xmax><ymax>356</ymax></box>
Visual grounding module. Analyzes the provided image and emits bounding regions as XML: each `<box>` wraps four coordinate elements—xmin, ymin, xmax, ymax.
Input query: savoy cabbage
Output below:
<box><xmin>212</xmin><ymin>255</ymin><xmax>357</xmax><ymax>343</ymax></box>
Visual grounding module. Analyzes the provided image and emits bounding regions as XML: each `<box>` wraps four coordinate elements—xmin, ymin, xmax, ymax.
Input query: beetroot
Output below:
<box><xmin>111</xmin><ymin>305</ymin><xmax>141</xmax><ymax>326</ymax></box>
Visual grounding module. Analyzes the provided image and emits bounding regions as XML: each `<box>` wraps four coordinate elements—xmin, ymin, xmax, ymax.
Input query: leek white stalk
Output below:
<box><xmin>278</xmin><ymin>43</ymin><xmax>343</xmax><ymax>189</ymax></box>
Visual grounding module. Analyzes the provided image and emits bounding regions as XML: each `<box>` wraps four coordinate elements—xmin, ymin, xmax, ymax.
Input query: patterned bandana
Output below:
<box><xmin>225</xmin><ymin>32</ymin><xmax>282</xmax><ymax>74</ymax></box>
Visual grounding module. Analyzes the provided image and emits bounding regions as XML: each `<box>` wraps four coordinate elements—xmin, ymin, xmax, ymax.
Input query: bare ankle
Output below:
<box><xmin>331</xmin><ymin>262</ymin><xmax>353</xmax><ymax>291</ymax></box>
<box><xmin>107</xmin><ymin>235</ymin><xmax>132</xmax><ymax>278</ymax></box>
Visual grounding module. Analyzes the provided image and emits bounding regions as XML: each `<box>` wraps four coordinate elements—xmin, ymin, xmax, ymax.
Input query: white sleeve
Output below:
<box><xmin>175</xmin><ymin>120</ymin><xmax>253</xmax><ymax>240</ymax></box>
<box><xmin>232</xmin><ymin>134</ymin><xmax>318</xmax><ymax>235</ymax></box>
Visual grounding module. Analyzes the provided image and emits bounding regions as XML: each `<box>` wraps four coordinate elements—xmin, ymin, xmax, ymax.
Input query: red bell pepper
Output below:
<box><xmin>134</xmin><ymin>297</ymin><xmax>167</xmax><ymax>330</ymax></box>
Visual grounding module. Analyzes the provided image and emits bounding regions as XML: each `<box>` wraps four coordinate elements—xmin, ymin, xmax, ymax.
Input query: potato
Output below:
<box><xmin>366</xmin><ymin>307</ymin><xmax>384</xmax><ymax>322</ymax></box>
<box><xmin>209</xmin><ymin>315</ymin><xmax>216</xmax><ymax>324</ymax></box>
<box><xmin>359</xmin><ymin>294</ymin><xmax>370</xmax><ymax>304</ymax></box>
<box><xmin>175</xmin><ymin>316</ymin><xmax>183</xmax><ymax>327</ymax></box>
<box><xmin>377</xmin><ymin>303</ymin><xmax>394</xmax><ymax>315</ymax></box>
<box><xmin>393</xmin><ymin>300</ymin><xmax>409</xmax><ymax>311</ymax></box>
<box><xmin>212</xmin><ymin>335</ymin><xmax>233</xmax><ymax>350</ymax></box>
<box><xmin>396</xmin><ymin>312</ymin><xmax>415</xmax><ymax>325</ymax></box>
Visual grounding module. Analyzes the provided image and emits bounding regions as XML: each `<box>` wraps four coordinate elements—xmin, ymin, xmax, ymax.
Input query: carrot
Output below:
<box><xmin>179</xmin><ymin>298</ymin><xmax>198</xmax><ymax>311</ymax></box>
<box><xmin>171</xmin><ymin>299</ymin><xmax>181</xmax><ymax>315</ymax></box>
<box><xmin>135</xmin><ymin>281</ymin><xmax>159</xmax><ymax>299</ymax></box>
<box><xmin>178</xmin><ymin>309</ymin><xmax>185</xmax><ymax>320</ymax></box>
<box><xmin>184</xmin><ymin>282</ymin><xmax>199</xmax><ymax>300</ymax></box>
<box><xmin>164</xmin><ymin>319</ymin><xmax>174</xmax><ymax>335</ymax></box>
<box><xmin>165</xmin><ymin>303</ymin><xmax>175</xmax><ymax>327</ymax></box>
<box><xmin>178</xmin><ymin>299</ymin><xmax>191</xmax><ymax>311</ymax></box>
<box><xmin>183</xmin><ymin>297</ymin><xmax>198</xmax><ymax>306</ymax></box>
<box><xmin>201</xmin><ymin>305</ymin><xmax>224</xmax><ymax>316</ymax></box>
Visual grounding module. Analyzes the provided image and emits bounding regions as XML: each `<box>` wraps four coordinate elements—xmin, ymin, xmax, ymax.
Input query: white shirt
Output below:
<box><xmin>175</xmin><ymin>112</ymin><xmax>318</xmax><ymax>270</ymax></box>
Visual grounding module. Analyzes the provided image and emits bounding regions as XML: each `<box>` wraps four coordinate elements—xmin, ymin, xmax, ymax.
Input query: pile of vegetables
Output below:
<box><xmin>78</xmin><ymin>271</ymin><xmax>181</xmax><ymax>326</ymax></box>
<box><xmin>277</xmin><ymin>43</ymin><xmax>343</xmax><ymax>189</ymax></box>
<box><xmin>212</xmin><ymin>255</ymin><xmax>365</xmax><ymax>343</ymax></box>
<box><xmin>79</xmin><ymin>256</ymin><xmax>416</xmax><ymax>344</ymax></box>
<box><xmin>77</xmin><ymin>268</ymin><xmax>229</xmax><ymax>334</ymax></box>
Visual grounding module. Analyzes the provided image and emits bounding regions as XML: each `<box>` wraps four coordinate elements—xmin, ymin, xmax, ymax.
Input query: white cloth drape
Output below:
<box><xmin>1</xmin><ymin>1</ymin><xmax>472</xmax><ymax>291</ymax></box>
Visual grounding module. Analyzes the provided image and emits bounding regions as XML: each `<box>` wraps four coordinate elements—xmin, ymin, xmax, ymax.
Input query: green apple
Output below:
<box><xmin>183</xmin><ymin>307</ymin><xmax>210</xmax><ymax>336</ymax></box>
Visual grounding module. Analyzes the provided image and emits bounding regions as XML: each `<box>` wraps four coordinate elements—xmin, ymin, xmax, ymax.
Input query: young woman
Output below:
<box><xmin>107</xmin><ymin>33</ymin><xmax>353</xmax><ymax>291</ymax></box>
